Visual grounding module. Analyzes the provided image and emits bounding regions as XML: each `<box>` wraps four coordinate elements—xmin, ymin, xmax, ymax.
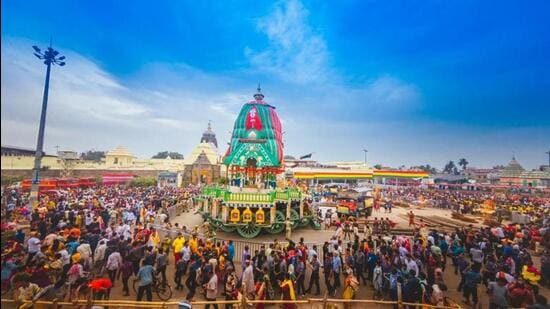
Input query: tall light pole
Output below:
<box><xmin>363</xmin><ymin>149</ymin><xmax>368</xmax><ymax>166</ymax></box>
<box><xmin>546</xmin><ymin>150</ymin><xmax>550</xmax><ymax>167</ymax></box>
<box><xmin>29</xmin><ymin>43</ymin><xmax>66</xmax><ymax>205</ymax></box>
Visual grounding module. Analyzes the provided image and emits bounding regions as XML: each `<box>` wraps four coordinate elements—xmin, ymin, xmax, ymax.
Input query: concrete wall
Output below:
<box><xmin>2</xmin><ymin>155</ymin><xmax>185</xmax><ymax>170</ymax></box>
<box><xmin>1</xmin><ymin>156</ymin><xmax>61</xmax><ymax>170</ymax></box>
<box><xmin>1</xmin><ymin>169</ymin><xmax>161</xmax><ymax>179</ymax></box>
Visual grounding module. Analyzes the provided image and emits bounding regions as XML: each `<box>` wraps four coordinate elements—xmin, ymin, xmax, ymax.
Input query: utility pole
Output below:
<box><xmin>29</xmin><ymin>43</ymin><xmax>66</xmax><ymax>206</ymax></box>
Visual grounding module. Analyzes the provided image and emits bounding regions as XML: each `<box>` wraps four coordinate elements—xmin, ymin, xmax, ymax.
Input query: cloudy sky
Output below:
<box><xmin>2</xmin><ymin>0</ymin><xmax>549</xmax><ymax>170</ymax></box>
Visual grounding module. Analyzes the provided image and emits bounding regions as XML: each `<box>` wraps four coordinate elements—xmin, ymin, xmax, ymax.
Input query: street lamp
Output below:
<box><xmin>363</xmin><ymin>149</ymin><xmax>368</xmax><ymax>166</ymax></box>
<box><xmin>29</xmin><ymin>43</ymin><xmax>66</xmax><ymax>204</ymax></box>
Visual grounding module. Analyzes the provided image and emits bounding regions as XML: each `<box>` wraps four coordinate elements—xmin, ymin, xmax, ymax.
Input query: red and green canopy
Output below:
<box><xmin>223</xmin><ymin>90</ymin><xmax>283</xmax><ymax>168</ymax></box>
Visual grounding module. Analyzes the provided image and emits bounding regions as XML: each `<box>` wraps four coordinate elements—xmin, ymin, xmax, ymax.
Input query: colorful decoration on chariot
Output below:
<box><xmin>198</xmin><ymin>86</ymin><xmax>320</xmax><ymax>238</ymax></box>
<box><xmin>223</xmin><ymin>85</ymin><xmax>283</xmax><ymax>169</ymax></box>
<box><xmin>230</xmin><ymin>207</ymin><xmax>240</xmax><ymax>222</ymax></box>
<box><xmin>255</xmin><ymin>208</ymin><xmax>265</xmax><ymax>224</ymax></box>
<box><xmin>242</xmin><ymin>207</ymin><xmax>253</xmax><ymax>223</ymax></box>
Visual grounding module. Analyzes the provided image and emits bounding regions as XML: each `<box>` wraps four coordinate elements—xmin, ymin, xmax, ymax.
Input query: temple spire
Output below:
<box><xmin>253</xmin><ymin>83</ymin><xmax>265</xmax><ymax>100</ymax></box>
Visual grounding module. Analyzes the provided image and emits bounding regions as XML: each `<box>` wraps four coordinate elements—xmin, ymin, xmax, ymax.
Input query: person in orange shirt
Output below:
<box><xmin>69</xmin><ymin>227</ymin><xmax>81</xmax><ymax>240</ymax></box>
<box><xmin>62</xmin><ymin>227</ymin><xmax>70</xmax><ymax>240</ymax></box>
<box><xmin>189</xmin><ymin>233</ymin><xmax>199</xmax><ymax>254</ymax></box>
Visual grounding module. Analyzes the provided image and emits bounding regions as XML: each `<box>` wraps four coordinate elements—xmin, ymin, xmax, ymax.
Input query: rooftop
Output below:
<box><xmin>106</xmin><ymin>146</ymin><xmax>133</xmax><ymax>157</ymax></box>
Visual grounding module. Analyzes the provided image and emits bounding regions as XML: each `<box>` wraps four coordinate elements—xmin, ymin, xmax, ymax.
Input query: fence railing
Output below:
<box><xmin>1</xmin><ymin>296</ymin><xmax>462</xmax><ymax>309</ymax></box>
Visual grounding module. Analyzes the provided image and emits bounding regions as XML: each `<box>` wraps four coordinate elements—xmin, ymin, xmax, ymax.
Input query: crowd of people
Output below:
<box><xmin>1</xmin><ymin>184</ymin><xmax>550</xmax><ymax>309</ymax></box>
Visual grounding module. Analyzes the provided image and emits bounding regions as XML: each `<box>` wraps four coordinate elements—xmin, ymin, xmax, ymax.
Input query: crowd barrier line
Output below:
<box><xmin>1</xmin><ymin>297</ymin><xmax>463</xmax><ymax>309</ymax></box>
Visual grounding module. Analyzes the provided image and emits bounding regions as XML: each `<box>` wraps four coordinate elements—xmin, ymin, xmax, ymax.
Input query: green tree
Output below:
<box><xmin>458</xmin><ymin>158</ymin><xmax>469</xmax><ymax>170</ymax></box>
<box><xmin>80</xmin><ymin>150</ymin><xmax>106</xmax><ymax>161</ymax></box>
<box><xmin>411</xmin><ymin>164</ymin><xmax>437</xmax><ymax>174</ymax></box>
<box><xmin>129</xmin><ymin>177</ymin><xmax>157</xmax><ymax>187</ymax></box>
<box><xmin>373</xmin><ymin>164</ymin><xmax>383</xmax><ymax>169</ymax></box>
<box><xmin>152</xmin><ymin>151</ymin><xmax>184</xmax><ymax>159</ymax></box>
<box><xmin>443</xmin><ymin>161</ymin><xmax>456</xmax><ymax>174</ymax></box>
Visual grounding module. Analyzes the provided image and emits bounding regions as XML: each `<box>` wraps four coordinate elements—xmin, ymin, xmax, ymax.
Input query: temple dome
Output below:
<box><xmin>106</xmin><ymin>146</ymin><xmax>133</xmax><ymax>157</ymax></box>
<box><xmin>200</xmin><ymin>121</ymin><xmax>218</xmax><ymax>148</ymax></box>
<box><xmin>185</xmin><ymin>142</ymin><xmax>218</xmax><ymax>165</ymax></box>
<box><xmin>223</xmin><ymin>86</ymin><xmax>283</xmax><ymax>167</ymax></box>
<box><xmin>502</xmin><ymin>156</ymin><xmax>525</xmax><ymax>176</ymax></box>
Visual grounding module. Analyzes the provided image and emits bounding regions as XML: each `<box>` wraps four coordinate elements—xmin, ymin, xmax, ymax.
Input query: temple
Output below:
<box><xmin>200</xmin><ymin>121</ymin><xmax>218</xmax><ymax>148</ymax></box>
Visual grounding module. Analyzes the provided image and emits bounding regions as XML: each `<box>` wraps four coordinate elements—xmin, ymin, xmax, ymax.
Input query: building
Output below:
<box><xmin>1</xmin><ymin>145</ymin><xmax>185</xmax><ymax>179</ymax></box>
<box><xmin>105</xmin><ymin>146</ymin><xmax>134</xmax><ymax>167</ymax></box>
<box><xmin>1</xmin><ymin>145</ymin><xmax>52</xmax><ymax>157</ymax></box>
<box><xmin>463</xmin><ymin>168</ymin><xmax>496</xmax><ymax>184</ymax></box>
<box><xmin>157</xmin><ymin>171</ymin><xmax>181</xmax><ymax>187</ymax></box>
<box><xmin>499</xmin><ymin>157</ymin><xmax>550</xmax><ymax>187</ymax></box>
<box><xmin>182</xmin><ymin>123</ymin><xmax>221</xmax><ymax>185</ymax></box>
<box><xmin>289</xmin><ymin>162</ymin><xmax>428</xmax><ymax>185</ymax></box>
<box><xmin>200</xmin><ymin>121</ymin><xmax>218</xmax><ymax>148</ymax></box>
<box><xmin>182</xmin><ymin>143</ymin><xmax>220</xmax><ymax>185</ymax></box>
<box><xmin>1</xmin><ymin>122</ymin><xmax>227</xmax><ymax>186</ymax></box>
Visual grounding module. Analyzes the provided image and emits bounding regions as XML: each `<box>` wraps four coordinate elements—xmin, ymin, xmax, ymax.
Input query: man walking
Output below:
<box><xmin>136</xmin><ymin>261</ymin><xmax>154</xmax><ymax>301</ymax></box>
<box><xmin>306</xmin><ymin>254</ymin><xmax>321</xmax><ymax>295</ymax></box>
<box><xmin>204</xmin><ymin>270</ymin><xmax>219</xmax><ymax>309</ymax></box>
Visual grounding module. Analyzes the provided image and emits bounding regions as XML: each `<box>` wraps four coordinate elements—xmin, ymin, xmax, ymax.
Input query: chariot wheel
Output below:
<box><xmin>209</xmin><ymin>218</ymin><xmax>222</xmax><ymax>230</ymax></box>
<box><xmin>310</xmin><ymin>218</ymin><xmax>322</xmax><ymax>230</ymax></box>
<box><xmin>298</xmin><ymin>216</ymin><xmax>310</xmax><ymax>227</ymax></box>
<box><xmin>237</xmin><ymin>223</ymin><xmax>262</xmax><ymax>239</ymax></box>
<box><xmin>219</xmin><ymin>224</ymin><xmax>237</xmax><ymax>233</ymax></box>
<box><xmin>264</xmin><ymin>210</ymin><xmax>285</xmax><ymax>234</ymax></box>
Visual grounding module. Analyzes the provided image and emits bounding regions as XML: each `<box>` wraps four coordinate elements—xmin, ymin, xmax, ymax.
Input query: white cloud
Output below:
<box><xmin>246</xmin><ymin>0</ymin><xmax>332</xmax><ymax>84</ymax></box>
<box><xmin>0</xmin><ymin>38</ymin><xmax>244</xmax><ymax>157</ymax></box>
<box><xmin>3</xmin><ymin>3</ymin><xmax>545</xmax><ymax>169</ymax></box>
<box><xmin>245</xmin><ymin>0</ymin><xmax>420</xmax><ymax>115</ymax></box>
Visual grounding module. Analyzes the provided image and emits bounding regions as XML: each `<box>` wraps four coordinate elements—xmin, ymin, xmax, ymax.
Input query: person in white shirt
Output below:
<box><xmin>406</xmin><ymin>255</ymin><xmax>419</xmax><ymax>277</ymax></box>
<box><xmin>105</xmin><ymin>225</ymin><xmax>115</xmax><ymax>239</ymax></box>
<box><xmin>353</xmin><ymin>223</ymin><xmax>360</xmax><ymax>238</ymax></box>
<box><xmin>106</xmin><ymin>251</ymin><xmax>122</xmax><ymax>283</ymax></box>
<box><xmin>205</xmin><ymin>271</ymin><xmax>218</xmax><ymax>307</ymax></box>
<box><xmin>182</xmin><ymin>243</ymin><xmax>191</xmax><ymax>263</ymax></box>
<box><xmin>122</xmin><ymin>223</ymin><xmax>132</xmax><ymax>240</ymax></box>
<box><xmin>77</xmin><ymin>241</ymin><xmax>93</xmax><ymax>269</ymax></box>
<box><xmin>58</xmin><ymin>247</ymin><xmax>70</xmax><ymax>271</ymax></box>
<box><xmin>43</xmin><ymin>232</ymin><xmax>58</xmax><ymax>247</ymax></box>
<box><xmin>27</xmin><ymin>234</ymin><xmax>41</xmax><ymax>254</ymax></box>
<box><xmin>334</xmin><ymin>224</ymin><xmax>343</xmax><ymax>239</ymax></box>
<box><xmin>242</xmin><ymin>259</ymin><xmax>255</xmax><ymax>299</ymax></box>
<box><xmin>94</xmin><ymin>240</ymin><xmax>107</xmax><ymax>267</ymax></box>
<box><xmin>470</xmin><ymin>245</ymin><xmax>484</xmax><ymax>265</ymax></box>
<box><xmin>85</xmin><ymin>213</ymin><xmax>94</xmax><ymax>226</ymax></box>
<box><xmin>57</xmin><ymin>219</ymin><xmax>67</xmax><ymax>229</ymax></box>
<box><xmin>307</xmin><ymin>246</ymin><xmax>318</xmax><ymax>263</ymax></box>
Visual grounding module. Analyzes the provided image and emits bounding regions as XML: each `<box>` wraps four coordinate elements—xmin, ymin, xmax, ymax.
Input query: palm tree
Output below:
<box><xmin>443</xmin><ymin>161</ymin><xmax>456</xmax><ymax>174</ymax></box>
<box><xmin>458</xmin><ymin>158</ymin><xmax>469</xmax><ymax>170</ymax></box>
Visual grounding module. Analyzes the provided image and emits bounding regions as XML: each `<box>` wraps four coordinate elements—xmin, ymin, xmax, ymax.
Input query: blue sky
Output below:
<box><xmin>2</xmin><ymin>0</ymin><xmax>549</xmax><ymax>169</ymax></box>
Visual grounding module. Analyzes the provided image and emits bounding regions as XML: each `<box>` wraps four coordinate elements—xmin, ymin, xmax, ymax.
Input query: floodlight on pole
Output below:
<box><xmin>363</xmin><ymin>149</ymin><xmax>368</xmax><ymax>166</ymax></box>
<box><xmin>29</xmin><ymin>42</ymin><xmax>66</xmax><ymax>205</ymax></box>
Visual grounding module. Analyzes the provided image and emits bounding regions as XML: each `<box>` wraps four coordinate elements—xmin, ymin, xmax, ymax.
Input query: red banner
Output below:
<box><xmin>245</xmin><ymin>106</ymin><xmax>262</xmax><ymax>131</ymax></box>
